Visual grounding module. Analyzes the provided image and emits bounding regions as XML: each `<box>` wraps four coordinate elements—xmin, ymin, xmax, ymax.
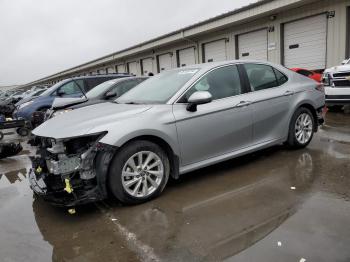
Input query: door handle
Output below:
<box><xmin>284</xmin><ymin>90</ymin><xmax>295</xmax><ymax>96</ymax></box>
<box><xmin>235</xmin><ymin>101</ymin><xmax>252</xmax><ymax>108</ymax></box>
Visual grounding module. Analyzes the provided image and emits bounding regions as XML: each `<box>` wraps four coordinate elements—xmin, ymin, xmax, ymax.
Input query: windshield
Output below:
<box><xmin>116</xmin><ymin>69</ymin><xmax>199</xmax><ymax>104</ymax></box>
<box><xmin>86</xmin><ymin>80</ymin><xmax>117</xmax><ymax>99</ymax></box>
<box><xmin>40</xmin><ymin>80</ymin><xmax>69</xmax><ymax>96</ymax></box>
<box><xmin>32</xmin><ymin>89</ymin><xmax>46</xmax><ymax>96</ymax></box>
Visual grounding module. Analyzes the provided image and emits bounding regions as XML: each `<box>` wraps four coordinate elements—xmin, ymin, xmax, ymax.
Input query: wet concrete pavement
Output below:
<box><xmin>1</xmin><ymin>112</ymin><xmax>350</xmax><ymax>262</ymax></box>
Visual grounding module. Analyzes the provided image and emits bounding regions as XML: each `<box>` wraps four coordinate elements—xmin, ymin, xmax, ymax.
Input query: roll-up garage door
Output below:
<box><xmin>117</xmin><ymin>64</ymin><xmax>126</xmax><ymax>73</ymax></box>
<box><xmin>178</xmin><ymin>47</ymin><xmax>196</xmax><ymax>67</ymax></box>
<box><xmin>238</xmin><ymin>29</ymin><xmax>268</xmax><ymax>61</ymax></box>
<box><xmin>106</xmin><ymin>66</ymin><xmax>116</xmax><ymax>74</ymax></box>
<box><xmin>203</xmin><ymin>39</ymin><xmax>227</xmax><ymax>63</ymax></box>
<box><xmin>158</xmin><ymin>53</ymin><xmax>172</xmax><ymax>72</ymax></box>
<box><xmin>98</xmin><ymin>68</ymin><xmax>106</xmax><ymax>74</ymax></box>
<box><xmin>141</xmin><ymin>58</ymin><xmax>153</xmax><ymax>75</ymax></box>
<box><xmin>284</xmin><ymin>14</ymin><xmax>327</xmax><ymax>69</ymax></box>
<box><xmin>127</xmin><ymin>62</ymin><xmax>138</xmax><ymax>75</ymax></box>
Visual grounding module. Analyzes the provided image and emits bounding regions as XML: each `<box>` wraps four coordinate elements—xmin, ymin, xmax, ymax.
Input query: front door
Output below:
<box><xmin>173</xmin><ymin>65</ymin><xmax>253</xmax><ymax>167</ymax></box>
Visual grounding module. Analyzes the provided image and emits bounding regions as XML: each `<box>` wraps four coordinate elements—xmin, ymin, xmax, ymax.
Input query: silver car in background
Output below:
<box><xmin>30</xmin><ymin>60</ymin><xmax>325</xmax><ymax>206</ymax></box>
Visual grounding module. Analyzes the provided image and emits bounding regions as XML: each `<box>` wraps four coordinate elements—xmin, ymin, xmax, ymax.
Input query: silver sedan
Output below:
<box><xmin>30</xmin><ymin>60</ymin><xmax>325</xmax><ymax>206</ymax></box>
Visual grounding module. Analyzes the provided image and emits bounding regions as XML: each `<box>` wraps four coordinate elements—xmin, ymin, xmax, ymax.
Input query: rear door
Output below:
<box><xmin>242</xmin><ymin>63</ymin><xmax>290</xmax><ymax>145</ymax></box>
<box><xmin>173</xmin><ymin>65</ymin><xmax>253</xmax><ymax>166</ymax></box>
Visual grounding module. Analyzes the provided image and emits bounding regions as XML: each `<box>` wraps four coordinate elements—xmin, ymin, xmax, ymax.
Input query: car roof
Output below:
<box><xmin>109</xmin><ymin>76</ymin><xmax>149</xmax><ymax>83</ymax></box>
<box><xmin>172</xmin><ymin>59</ymin><xmax>283</xmax><ymax>71</ymax></box>
<box><xmin>69</xmin><ymin>73</ymin><xmax>131</xmax><ymax>80</ymax></box>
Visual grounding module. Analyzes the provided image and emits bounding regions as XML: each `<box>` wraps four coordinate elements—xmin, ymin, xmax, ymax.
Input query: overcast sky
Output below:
<box><xmin>0</xmin><ymin>0</ymin><xmax>256</xmax><ymax>86</ymax></box>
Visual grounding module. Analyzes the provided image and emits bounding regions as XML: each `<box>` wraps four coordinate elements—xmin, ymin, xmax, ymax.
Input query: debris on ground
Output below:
<box><xmin>0</xmin><ymin>142</ymin><xmax>23</xmax><ymax>159</ymax></box>
<box><xmin>68</xmin><ymin>208</ymin><xmax>76</xmax><ymax>215</ymax></box>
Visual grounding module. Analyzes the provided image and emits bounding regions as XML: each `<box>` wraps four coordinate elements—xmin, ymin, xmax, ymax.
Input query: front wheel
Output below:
<box><xmin>108</xmin><ymin>140</ymin><xmax>170</xmax><ymax>205</ymax></box>
<box><xmin>287</xmin><ymin>107</ymin><xmax>315</xmax><ymax>148</ymax></box>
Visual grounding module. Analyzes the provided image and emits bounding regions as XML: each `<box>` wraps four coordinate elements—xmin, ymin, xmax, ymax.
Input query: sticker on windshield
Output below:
<box><xmin>178</xmin><ymin>69</ymin><xmax>199</xmax><ymax>75</ymax></box>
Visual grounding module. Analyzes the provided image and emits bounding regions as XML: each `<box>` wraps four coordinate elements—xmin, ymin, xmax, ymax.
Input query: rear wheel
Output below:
<box><xmin>108</xmin><ymin>140</ymin><xmax>170</xmax><ymax>204</ymax></box>
<box><xmin>287</xmin><ymin>107</ymin><xmax>315</xmax><ymax>148</ymax></box>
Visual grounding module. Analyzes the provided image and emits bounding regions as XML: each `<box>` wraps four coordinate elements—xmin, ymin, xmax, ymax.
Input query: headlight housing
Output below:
<box><xmin>322</xmin><ymin>73</ymin><xmax>331</xmax><ymax>86</ymax></box>
<box><xmin>18</xmin><ymin>100</ymin><xmax>34</xmax><ymax>110</ymax></box>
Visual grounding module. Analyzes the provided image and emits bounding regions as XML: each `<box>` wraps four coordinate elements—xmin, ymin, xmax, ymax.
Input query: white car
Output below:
<box><xmin>323</xmin><ymin>59</ymin><xmax>350</xmax><ymax>107</ymax></box>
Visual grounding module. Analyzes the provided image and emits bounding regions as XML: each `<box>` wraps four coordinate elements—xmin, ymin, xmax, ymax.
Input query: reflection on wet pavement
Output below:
<box><xmin>0</xmin><ymin>112</ymin><xmax>350</xmax><ymax>262</ymax></box>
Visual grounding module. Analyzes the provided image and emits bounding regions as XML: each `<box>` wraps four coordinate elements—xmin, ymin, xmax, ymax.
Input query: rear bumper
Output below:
<box><xmin>325</xmin><ymin>97</ymin><xmax>350</xmax><ymax>105</ymax></box>
<box><xmin>325</xmin><ymin>87</ymin><xmax>350</xmax><ymax>105</ymax></box>
<box><xmin>316</xmin><ymin>107</ymin><xmax>326</xmax><ymax>126</ymax></box>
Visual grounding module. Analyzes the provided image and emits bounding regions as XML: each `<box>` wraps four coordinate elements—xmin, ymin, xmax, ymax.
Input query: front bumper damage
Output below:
<box><xmin>29</xmin><ymin>134</ymin><xmax>116</xmax><ymax>207</ymax></box>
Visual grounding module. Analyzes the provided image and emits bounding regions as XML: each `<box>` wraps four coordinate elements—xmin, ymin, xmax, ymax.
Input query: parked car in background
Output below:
<box><xmin>15</xmin><ymin>88</ymin><xmax>47</xmax><ymax>107</ymax></box>
<box><xmin>47</xmin><ymin>77</ymin><xmax>148</xmax><ymax>120</ymax></box>
<box><xmin>322</xmin><ymin>58</ymin><xmax>350</xmax><ymax>107</ymax></box>
<box><xmin>13</xmin><ymin>74</ymin><xmax>130</xmax><ymax>123</ymax></box>
<box><xmin>291</xmin><ymin>68</ymin><xmax>322</xmax><ymax>82</ymax></box>
<box><xmin>29</xmin><ymin>60</ymin><xmax>325</xmax><ymax>207</ymax></box>
<box><xmin>0</xmin><ymin>89</ymin><xmax>32</xmax><ymax>117</ymax></box>
<box><xmin>0</xmin><ymin>90</ymin><xmax>14</xmax><ymax>101</ymax></box>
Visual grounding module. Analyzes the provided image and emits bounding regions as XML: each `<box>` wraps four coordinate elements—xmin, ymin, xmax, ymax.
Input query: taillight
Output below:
<box><xmin>315</xmin><ymin>83</ymin><xmax>324</xmax><ymax>92</ymax></box>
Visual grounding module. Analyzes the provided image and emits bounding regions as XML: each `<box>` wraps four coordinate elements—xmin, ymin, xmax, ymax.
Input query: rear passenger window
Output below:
<box><xmin>274</xmin><ymin>68</ymin><xmax>288</xmax><ymax>85</ymax></box>
<box><xmin>180</xmin><ymin>65</ymin><xmax>242</xmax><ymax>101</ymax></box>
<box><xmin>244</xmin><ymin>64</ymin><xmax>278</xmax><ymax>91</ymax></box>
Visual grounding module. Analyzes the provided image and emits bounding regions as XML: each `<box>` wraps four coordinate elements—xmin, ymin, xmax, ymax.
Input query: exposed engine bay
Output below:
<box><xmin>29</xmin><ymin>133</ymin><xmax>116</xmax><ymax>206</ymax></box>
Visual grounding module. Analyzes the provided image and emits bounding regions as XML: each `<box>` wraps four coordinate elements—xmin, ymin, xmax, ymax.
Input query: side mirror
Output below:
<box><xmin>105</xmin><ymin>91</ymin><xmax>117</xmax><ymax>99</ymax></box>
<box><xmin>57</xmin><ymin>89</ymin><xmax>66</xmax><ymax>97</ymax></box>
<box><xmin>186</xmin><ymin>91</ymin><xmax>212</xmax><ymax>112</ymax></box>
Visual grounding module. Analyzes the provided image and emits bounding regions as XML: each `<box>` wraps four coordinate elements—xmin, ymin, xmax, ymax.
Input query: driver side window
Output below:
<box><xmin>179</xmin><ymin>65</ymin><xmax>242</xmax><ymax>102</ymax></box>
<box><xmin>58</xmin><ymin>80</ymin><xmax>84</xmax><ymax>96</ymax></box>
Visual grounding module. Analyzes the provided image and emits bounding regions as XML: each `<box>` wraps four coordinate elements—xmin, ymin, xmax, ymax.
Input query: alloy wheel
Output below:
<box><xmin>295</xmin><ymin>113</ymin><xmax>313</xmax><ymax>144</ymax></box>
<box><xmin>121</xmin><ymin>151</ymin><xmax>164</xmax><ymax>198</ymax></box>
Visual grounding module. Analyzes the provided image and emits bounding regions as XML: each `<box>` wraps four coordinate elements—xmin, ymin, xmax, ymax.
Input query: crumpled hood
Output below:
<box><xmin>33</xmin><ymin>102</ymin><xmax>152</xmax><ymax>139</ymax></box>
<box><xmin>325</xmin><ymin>64</ymin><xmax>350</xmax><ymax>74</ymax></box>
<box><xmin>52</xmin><ymin>97</ymin><xmax>88</xmax><ymax>110</ymax></box>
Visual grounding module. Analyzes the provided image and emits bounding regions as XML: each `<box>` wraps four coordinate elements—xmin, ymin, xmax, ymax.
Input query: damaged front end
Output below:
<box><xmin>29</xmin><ymin>132</ymin><xmax>116</xmax><ymax>207</ymax></box>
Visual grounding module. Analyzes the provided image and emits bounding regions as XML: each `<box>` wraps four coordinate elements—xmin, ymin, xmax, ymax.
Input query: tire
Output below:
<box><xmin>17</xmin><ymin>127</ymin><xmax>30</xmax><ymax>137</ymax></box>
<box><xmin>287</xmin><ymin>107</ymin><xmax>315</xmax><ymax>148</ymax></box>
<box><xmin>108</xmin><ymin>140</ymin><xmax>170</xmax><ymax>205</ymax></box>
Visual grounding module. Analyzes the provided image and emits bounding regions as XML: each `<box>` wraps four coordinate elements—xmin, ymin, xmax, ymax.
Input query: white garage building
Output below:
<box><xmin>23</xmin><ymin>0</ymin><xmax>350</xmax><ymax>87</ymax></box>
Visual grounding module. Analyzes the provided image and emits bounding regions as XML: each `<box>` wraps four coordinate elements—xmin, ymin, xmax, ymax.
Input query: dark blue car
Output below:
<box><xmin>13</xmin><ymin>74</ymin><xmax>130</xmax><ymax>122</ymax></box>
